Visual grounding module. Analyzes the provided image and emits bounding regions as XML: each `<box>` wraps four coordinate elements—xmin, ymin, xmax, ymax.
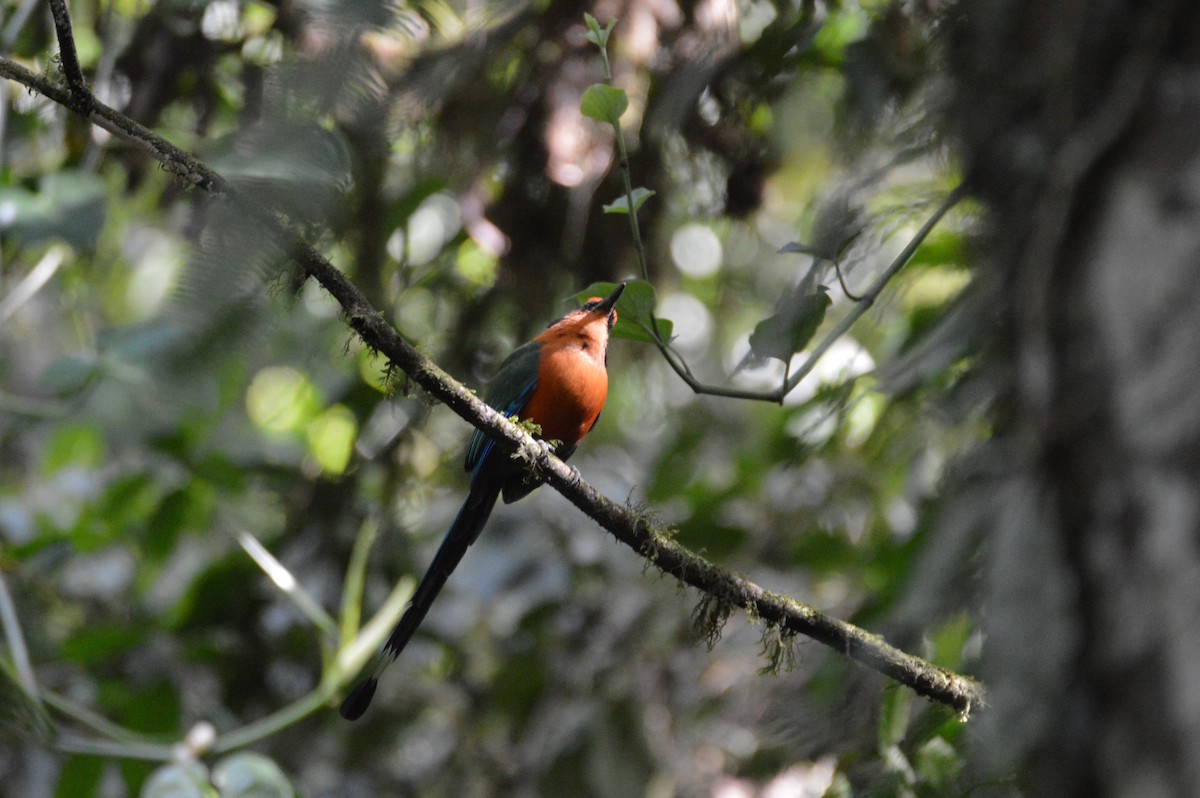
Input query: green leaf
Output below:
<box><xmin>583</xmin><ymin>13</ymin><xmax>617</xmax><ymax>48</ymax></box>
<box><xmin>39</xmin><ymin>355</ymin><xmax>100</xmax><ymax>396</ymax></box>
<box><xmin>43</xmin><ymin>424</ymin><xmax>106</xmax><ymax>473</ymax></box>
<box><xmin>56</xmin><ymin>756</ymin><xmax>104</xmax><ymax>798</ymax></box>
<box><xmin>878</xmin><ymin>686</ymin><xmax>911</xmax><ymax>750</ymax></box>
<box><xmin>823</xmin><ymin>774</ymin><xmax>854</xmax><ymax>798</ymax></box>
<box><xmin>97</xmin><ymin>319</ymin><xmax>181</xmax><ymax>361</ymax></box>
<box><xmin>748</xmin><ymin>285</ymin><xmax>832</xmax><ymax>362</ymax></box>
<box><xmin>141</xmin><ymin>761</ymin><xmax>215</xmax><ymax>798</ymax></box>
<box><xmin>192</xmin><ymin>452</ymin><xmax>247</xmax><ymax>492</ymax></box>
<box><xmin>304</xmin><ymin>404</ymin><xmax>357</xmax><ymax>475</ymax></box>
<box><xmin>928</xmin><ymin>613</ymin><xmax>973</xmax><ymax>670</ymax></box>
<box><xmin>212</xmin><ymin>752</ymin><xmax>295</xmax><ymax>798</ymax></box>
<box><xmin>60</xmin><ymin>624</ymin><xmax>145</xmax><ymax>666</ymax></box>
<box><xmin>618</xmin><ymin>317</ymin><xmax>672</xmax><ymax>344</ymax></box>
<box><xmin>915</xmin><ymin>736</ymin><xmax>963</xmax><ymax>788</ymax></box>
<box><xmin>602</xmin><ymin>187</ymin><xmax>655</xmax><ymax>215</ymax></box>
<box><xmin>812</xmin><ymin>4</ymin><xmax>868</xmax><ymax>64</ymax></box>
<box><xmin>0</xmin><ymin>171</ymin><xmax>108</xmax><ymax>251</ymax></box>
<box><xmin>906</xmin><ymin>227</ymin><xmax>968</xmax><ymax>270</ymax></box>
<box><xmin>580</xmin><ymin>84</ymin><xmax>628</xmax><ymax>125</ymax></box>
<box><xmin>110</xmin><ymin>680</ymin><xmax>180</xmax><ymax>736</ymax></box>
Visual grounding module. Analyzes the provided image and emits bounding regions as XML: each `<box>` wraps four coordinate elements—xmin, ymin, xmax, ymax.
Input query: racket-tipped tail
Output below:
<box><xmin>339</xmin><ymin>676</ymin><xmax>378</xmax><ymax>721</ymax></box>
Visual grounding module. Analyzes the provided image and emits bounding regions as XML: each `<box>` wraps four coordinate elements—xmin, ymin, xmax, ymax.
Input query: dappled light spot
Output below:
<box><xmin>246</xmin><ymin>366</ymin><xmax>322</xmax><ymax>434</ymax></box>
<box><xmin>670</xmin><ymin>223</ymin><xmax>723</xmax><ymax>278</ymax></box>
<box><xmin>406</xmin><ymin>193</ymin><xmax>463</xmax><ymax>266</ymax></box>
<box><xmin>201</xmin><ymin>0</ymin><xmax>241</xmax><ymax>42</ymax></box>
<box><xmin>844</xmin><ymin>388</ymin><xmax>883</xmax><ymax>447</ymax></box>
<box><xmin>784</xmin><ymin>337</ymin><xmax>875</xmax><ymax>406</ymax></box>
<box><xmin>304</xmin><ymin>404</ymin><xmax>357</xmax><ymax>475</ymax></box>
<box><xmin>455</xmin><ymin>239</ymin><xmax>498</xmax><ymax>289</ymax></box>
<box><xmin>659</xmin><ymin>291</ymin><xmax>713</xmax><ymax>353</ymax></box>
<box><xmin>60</xmin><ymin>547</ymin><xmax>136</xmax><ymax>599</ymax></box>
<box><xmin>125</xmin><ymin>231</ymin><xmax>183</xmax><ymax>320</ymax></box>
<box><xmin>546</xmin><ymin>91</ymin><xmax>614</xmax><ymax>188</ymax></box>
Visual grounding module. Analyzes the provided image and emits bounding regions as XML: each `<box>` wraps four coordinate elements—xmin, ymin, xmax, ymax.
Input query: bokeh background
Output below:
<box><xmin>8</xmin><ymin>0</ymin><xmax>1194</xmax><ymax>796</ymax></box>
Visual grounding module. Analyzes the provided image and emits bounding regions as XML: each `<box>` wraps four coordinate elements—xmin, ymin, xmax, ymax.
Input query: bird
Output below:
<box><xmin>340</xmin><ymin>282</ymin><xmax>625</xmax><ymax>720</ymax></box>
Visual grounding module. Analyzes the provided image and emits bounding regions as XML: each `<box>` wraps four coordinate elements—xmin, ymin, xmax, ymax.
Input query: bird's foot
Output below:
<box><xmin>533</xmin><ymin>440</ymin><xmax>581</xmax><ymax>483</ymax></box>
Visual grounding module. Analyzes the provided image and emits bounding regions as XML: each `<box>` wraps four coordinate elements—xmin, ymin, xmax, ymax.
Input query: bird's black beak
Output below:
<box><xmin>594</xmin><ymin>282</ymin><xmax>625</xmax><ymax>313</ymax></box>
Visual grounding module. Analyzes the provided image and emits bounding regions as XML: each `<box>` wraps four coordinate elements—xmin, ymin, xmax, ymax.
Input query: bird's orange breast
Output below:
<box><xmin>519</xmin><ymin>341</ymin><xmax>609</xmax><ymax>447</ymax></box>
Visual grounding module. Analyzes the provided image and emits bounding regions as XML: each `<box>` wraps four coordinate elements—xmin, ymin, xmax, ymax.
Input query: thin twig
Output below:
<box><xmin>601</xmin><ymin>65</ymin><xmax>651</xmax><ymax>285</ymax></box>
<box><xmin>214</xmin><ymin>575</ymin><xmax>414</xmax><ymax>754</ymax></box>
<box><xmin>55</xmin><ymin>736</ymin><xmax>175</xmax><ymax>761</ymax></box>
<box><xmin>0</xmin><ymin>573</ymin><xmax>38</xmax><ymax>699</ymax></box>
<box><xmin>40</xmin><ymin>689</ymin><xmax>165</xmax><ymax>744</ymax></box>
<box><xmin>591</xmin><ymin>23</ymin><xmax>642</xmax><ymax>279</ymax></box>
<box><xmin>536</xmin><ymin>458</ymin><xmax>982</xmax><ymax>716</ymax></box>
<box><xmin>0</xmin><ymin>245</ymin><xmax>67</xmax><ymax>323</ymax></box>
<box><xmin>648</xmin><ymin>331</ymin><xmax>785</xmax><ymax>402</ymax></box>
<box><xmin>210</xmin><ymin>684</ymin><xmax>335</xmax><ymax>755</ymax></box>
<box><xmin>235</xmin><ymin>528</ymin><xmax>338</xmax><ymax>644</ymax></box>
<box><xmin>338</xmin><ymin>518</ymin><xmax>380</xmax><ymax>650</ymax></box>
<box><xmin>1</xmin><ymin>0</ymin><xmax>42</xmax><ymax>51</ymax></box>
<box><xmin>0</xmin><ymin>54</ymin><xmax>984</xmax><ymax>716</ymax></box>
<box><xmin>332</xmin><ymin>574</ymin><xmax>414</xmax><ymax>687</ymax></box>
<box><xmin>0</xmin><ymin>388</ymin><xmax>77</xmax><ymax>418</ymax></box>
<box><xmin>783</xmin><ymin>183</ymin><xmax>968</xmax><ymax>396</ymax></box>
<box><xmin>831</xmin><ymin>258</ymin><xmax>865</xmax><ymax>302</ymax></box>
<box><xmin>34</xmin><ymin>577</ymin><xmax>413</xmax><ymax>760</ymax></box>
<box><xmin>639</xmin><ymin>188</ymin><xmax>965</xmax><ymax>405</ymax></box>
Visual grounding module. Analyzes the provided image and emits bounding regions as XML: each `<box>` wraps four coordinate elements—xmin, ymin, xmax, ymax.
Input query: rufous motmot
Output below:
<box><xmin>340</xmin><ymin>282</ymin><xmax>625</xmax><ymax>720</ymax></box>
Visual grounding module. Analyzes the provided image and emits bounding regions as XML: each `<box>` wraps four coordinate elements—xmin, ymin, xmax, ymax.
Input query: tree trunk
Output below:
<box><xmin>951</xmin><ymin>2</ymin><xmax>1200</xmax><ymax>795</ymax></box>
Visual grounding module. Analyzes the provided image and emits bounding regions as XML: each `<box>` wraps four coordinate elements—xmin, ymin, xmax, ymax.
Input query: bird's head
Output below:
<box><xmin>577</xmin><ymin>282</ymin><xmax>624</xmax><ymax>331</ymax></box>
<box><xmin>538</xmin><ymin>282</ymin><xmax>625</xmax><ymax>350</ymax></box>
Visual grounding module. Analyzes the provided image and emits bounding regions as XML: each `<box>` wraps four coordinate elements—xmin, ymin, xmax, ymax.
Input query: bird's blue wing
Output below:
<box><xmin>465</xmin><ymin>340</ymin><xmax>542</xmax><ymax>478</ymax></box>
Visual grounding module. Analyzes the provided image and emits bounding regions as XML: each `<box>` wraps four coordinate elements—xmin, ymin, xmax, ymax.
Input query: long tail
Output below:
<box><xmin>340</xmin><ymin>477</ymin><xmax>501</xmax><ymax>720</ymax></box>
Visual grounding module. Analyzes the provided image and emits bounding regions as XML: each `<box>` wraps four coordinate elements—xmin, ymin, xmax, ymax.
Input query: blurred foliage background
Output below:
<box><xmin>0</xmin><ymin>0</ymin><xmax>983</xmax><ymax>795</ymax></box>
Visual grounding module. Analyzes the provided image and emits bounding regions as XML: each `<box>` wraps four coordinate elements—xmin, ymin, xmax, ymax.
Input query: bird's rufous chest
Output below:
<box><xmin>520</xmin><ymin>339</ymin><xmax>608</xmax><ymax>446</ymax></box>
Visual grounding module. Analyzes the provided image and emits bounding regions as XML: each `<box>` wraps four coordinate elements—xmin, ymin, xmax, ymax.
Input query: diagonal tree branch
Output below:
<box><xmin>0</xmin><ymin>54</ymin><xmax>983</xmax><ymax>715</ymax></box>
